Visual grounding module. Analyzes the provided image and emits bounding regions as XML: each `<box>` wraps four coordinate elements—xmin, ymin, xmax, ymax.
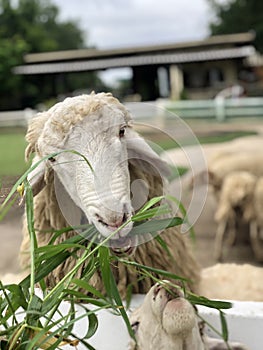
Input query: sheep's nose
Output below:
<box><xmin>95</xmin><ymin>203</ymin><xmax>131</xmax><ymax>228</ymax></box>
<box><xmin>153</xmin><ymin>282</ymin><xmax>184</xmax><ymax>300</ymax></box>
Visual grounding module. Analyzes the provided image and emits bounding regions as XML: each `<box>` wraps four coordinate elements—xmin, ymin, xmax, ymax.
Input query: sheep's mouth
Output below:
<box><xmin>110</xmin><ymin>235</ymin><xmax>137</xmax><ymax>256</ymax></box>
<box><xmin>153</xmin><ymin>283</ymin><xmax>183</xmax><ymax>309</ymax></box>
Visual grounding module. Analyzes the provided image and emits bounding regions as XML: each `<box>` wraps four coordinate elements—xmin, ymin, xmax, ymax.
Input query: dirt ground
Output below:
<box><xmin>1</xmin><ymin>118</ymin><xmax>263</xmax><ymax>277</ymax></box>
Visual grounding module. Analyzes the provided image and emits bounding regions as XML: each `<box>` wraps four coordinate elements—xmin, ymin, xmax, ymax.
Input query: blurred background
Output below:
<box><xmin>1</xmin><ymin>0</ymin><xmax>263</xmax><ymax>275</ymax></box>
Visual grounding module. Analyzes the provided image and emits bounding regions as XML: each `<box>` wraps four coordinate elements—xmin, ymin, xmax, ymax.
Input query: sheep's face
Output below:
<box><xmin>28</xmin><ymin>93</ymin><xmax>169</xmax><ymax>252</ymax></box>
<box><xmin>38</xmin><ymin>103</ymin><xmax>135</xmax><ymax>244</ymax></box>
<box><xmin>130</xmin><ymin>282</ymin><xmax>202</xmax><ymax>350</ymax></box>
<box><xmin>223</xmin><ymin>172</ymin><xmax>256</xmax><ymax>208</ymax></box>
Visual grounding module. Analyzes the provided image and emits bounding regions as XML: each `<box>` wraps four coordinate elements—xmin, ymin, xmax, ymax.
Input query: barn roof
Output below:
<box><xmin>13</xmin><ymin>32</ymin><xmax>256</xmax><ymax>75</ymax></box>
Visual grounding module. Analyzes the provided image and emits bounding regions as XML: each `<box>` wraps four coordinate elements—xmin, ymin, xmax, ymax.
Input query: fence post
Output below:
<box><xmin>215</xmin><ymin>97</ymin><xmax>226</xmax><ymax>122</ymax></box>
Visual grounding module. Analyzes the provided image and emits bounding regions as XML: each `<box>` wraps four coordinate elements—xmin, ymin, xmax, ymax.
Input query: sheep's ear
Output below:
<box><xmin>126</xmin><ymin>128</ymin><xmax>171</xmax><ymax>178</ymax></box>
<box><xmin>27</xmin><ymin>156</ymin><xmax>46</xmax><ymax>196</ymax></box>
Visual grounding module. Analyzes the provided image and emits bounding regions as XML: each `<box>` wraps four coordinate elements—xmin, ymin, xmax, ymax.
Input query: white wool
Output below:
<box><xmin>200</xmin><ymin>263</ymin><xmax>263</xmax><ymax>301</ymax></box>
<box><xmin>0</xmin><ymin>272</ymin><xmax>25</xmax><ymax>285</ymax></box>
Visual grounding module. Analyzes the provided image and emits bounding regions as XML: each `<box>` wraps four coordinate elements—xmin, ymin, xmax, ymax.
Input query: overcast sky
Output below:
<box><xmin>51</xmin><ymin>0</ymin><xmax>217</xmax><ymax>84</ymax></box>
<box><xmin>52</xmin><ymin>0</ymin><xmax>214</xmax><ymax>49</ymax></box>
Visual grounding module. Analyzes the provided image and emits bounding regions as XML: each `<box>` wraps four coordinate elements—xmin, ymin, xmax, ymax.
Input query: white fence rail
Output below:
<box><xmin>0</xmin><ymin>109</ymin><xmax>36</xmax><ymax>127</ymax></box>
<box><xmin>0</xmin><ymin>97</ymin><xmax>263</xmax><ymax>128</ymax></box>
<box><xmin>159</xmin><ymin>97</ymin><xmax>263</xmax><ymax>122</ymax></box>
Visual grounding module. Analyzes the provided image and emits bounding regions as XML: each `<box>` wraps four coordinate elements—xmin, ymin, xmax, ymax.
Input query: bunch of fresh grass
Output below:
<box><xmin>0</xmin><ymin>152</ymin><xmax>232</xmax><ymax>350</ymax></box>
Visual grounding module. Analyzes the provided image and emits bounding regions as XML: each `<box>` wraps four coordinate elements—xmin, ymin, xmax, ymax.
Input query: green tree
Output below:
<box><xmin>0</xmin><ymin>0</ymin><xmax>86</xmax><ymax>109</ymax></box>
<box><xmin>0</xmin><ymin>0</ymin><xmax>85</xmax><ymax>52</ymax></box>
<box><xmin>208</xmin><ymin>0</ymin><xmax>263</xmax><ymax>52</ymax></box>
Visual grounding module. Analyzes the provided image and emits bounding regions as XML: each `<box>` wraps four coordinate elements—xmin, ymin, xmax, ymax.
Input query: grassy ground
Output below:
<box><xmin>0</xmin><ymin>128</ymin><xmax>27</xmax><ymax>177</ymax></box>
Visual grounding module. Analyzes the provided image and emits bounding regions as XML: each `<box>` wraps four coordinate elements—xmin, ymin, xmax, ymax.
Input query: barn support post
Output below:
<box><xmin>169</xmin><ymin>64</ymin><xmax>184</xmax><ymax>100</ymax></box>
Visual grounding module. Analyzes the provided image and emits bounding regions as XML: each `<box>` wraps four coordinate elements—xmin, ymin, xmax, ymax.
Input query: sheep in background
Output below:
<box><xmin>200</xmin><ymin>263</ymin><xmax>263</xmax><ymax>301</ymax></box>
<box><xmin>214</xmin><ymin>171</ymin><xmax>257</xmax><ymax>261</ymax></box>
<box><xmin>20</xmin><ymin>92</ymin><xmax>200</xmax><ymax>296</ymax></box>
<box><xmin>208</xmin><ymin>152</ymin><xmax>263</xmax><ymax>199</ymax></box>
<box><xmin>0</xmin><ymin>272</ymin><xmax>25</xmax><ymax>285</ymax></box>
<box><xmin>129</xmin><ymin>281</ymin><xmax>248</xmax><ymax>350</ymax></box>
<box><xmin>250</xmin><ymin>177</ymin><xmax>263</xmax><ymax>262</ymax></box>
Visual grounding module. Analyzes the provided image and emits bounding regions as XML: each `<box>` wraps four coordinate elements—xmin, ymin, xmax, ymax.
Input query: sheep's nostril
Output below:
<box><xmin>95</xmin><ymin>213</ymin><xmax>109</xmax><ymax>227</ymax></box>
<box><xmin>122</xmin><ymin>212</ymin><xmax>127</xmax><ymax>224</ymax></box>
<box><xmin>153</xmin><ymin>284</ymin><xmax>162</xmax><ymax>300</ymax></box>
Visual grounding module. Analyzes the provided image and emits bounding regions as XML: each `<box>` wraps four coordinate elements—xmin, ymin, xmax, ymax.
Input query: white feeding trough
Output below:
<box><xmin>198</xmin><ymin>300</ymin><xmax>263</xmax><ymax>350</ymax></box>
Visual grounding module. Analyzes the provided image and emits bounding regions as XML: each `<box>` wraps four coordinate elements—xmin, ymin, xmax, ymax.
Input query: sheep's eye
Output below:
<box><xmin>131</xmin><ymin>321</ymin><xmax>140</xmax><ymax>334</ymax></box>
<box><xmin>119</xmin><ymin>127</ymin><xmax>126</xmax><ymax>138</ymax></box>
<box><xmin>49</xmin><ymin>157</ymin><xmax>56</xmax><ymax>163</ymax></box>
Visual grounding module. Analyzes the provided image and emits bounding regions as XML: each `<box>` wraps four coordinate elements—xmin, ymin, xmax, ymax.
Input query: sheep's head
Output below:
<box><xmin>226</xmin><ymin>171</ymin><xmax>257</xmax><ymax>208</ymax></box>
<box><xmin>215</xmin><ymin>171</ymin><xmax>257</xmax><ymax>223</ymax></box>
<box><xmin>129</xmin><ymin>281</ymin><xmax>204</xmax><ymax>350</ymax></box>
<box><xmin>26</xmin><ymin>92</ymin><xmax>169</xmax><ymax>252</ymax></box>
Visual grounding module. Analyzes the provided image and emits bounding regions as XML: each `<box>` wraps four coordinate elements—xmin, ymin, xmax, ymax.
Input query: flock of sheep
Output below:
<box><xmin>3</xmin><ymin>92</ymin><xmax>263</xmax><ymax>349</ymax></box>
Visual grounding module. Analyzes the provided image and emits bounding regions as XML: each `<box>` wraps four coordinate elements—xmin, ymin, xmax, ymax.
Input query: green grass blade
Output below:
<box><xmin>134</xmin><ymin>195</ymin><xmax>165</xmax><ymax>214</ymax></box>
<box><xmin>219</xmin><ymin>310</ymin><xmax>229</xmax><ymax>342</ymax></box>
<box><xmin>80</xmin><ymin>306</ymin><xmax>98</xmax><ymax>339</ymax></box>
<box><xmin>130</xmin><ymin>216</ymin><xmax>183</xmax><ymax>236</ymax></box>
<box><xmin>71</xmin><ymin>279</ymin><xmax>106</xmax><ymax>300</ymax></box>
<box><xmin>26</xmin><ymin>294</ymin><xmax>43</xmax><ymax>326</ymax></box>
<box><xmin>98</xmin><ymin>247</ymin><xmax>112</xmax><ymax>301</ymax></box>
<box><xmin>131</xmin><ymin>204</ymin><xmax>171</xmax><ymax>222</ymax></box>
<box><xmin>108</xmin><ymin>269</ymin><xmax>134</xmax><ymax>340</ymax></box>
<box><xmin>186</xmin><ymin>293</ymin><xmax>232</xmax><ymax>310</ymax></box>
<box><xmin>119</xmin><ymin>259</ymin><xmax>188</xmax><ymax>282</ymax></box>
<box><xmin>166</xmin><ymin>194</ymin><xmax>195</xmax><ymax>240</ymax></box>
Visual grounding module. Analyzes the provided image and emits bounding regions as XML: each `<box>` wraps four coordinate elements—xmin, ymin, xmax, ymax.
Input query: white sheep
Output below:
<box><xmin>129</xmin><ymin>281</ymin><xmax>248</xmax><ymax>350</ymax></box>
<box><xmin>213</xmin><ymin>171</ymin><xmax>257</xmax><ymax>261</ymax></box>
<box><xmin>208</xmin><ymin>151</ymin><xmax>263</xmax><ymax>199</ymax></box>
<box><xmin>200</xmin><ymin>263</ymin><xmax>263</xmax><ymax>301</ymax></box>
<box><xmin>0</xmin><ymin>272</ymin><xmax>25</xmax><ymax>285</ymax></box>
<box><xmin>20</xmin><ymin>92</ymin><xmax>200</xmax><ymax>296</ymax></box>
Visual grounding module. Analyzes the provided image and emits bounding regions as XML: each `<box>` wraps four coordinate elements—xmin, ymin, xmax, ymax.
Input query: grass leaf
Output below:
<box><xmin>186</xmin><ymin>293</ymin><xmax>232</xmax><ymax>310</ymax></box>
<box><xmin>130</xmin><ymin>216</ymin><xmax>183</xmax><ymax>236</ymax></box>
<box><xmin>119</xmin><ymin>259</ymin><xmax>188</xmax><ymax>282</ymax></box>
<box><xmin>219</xmin><ymin>310</ymin><xmax>229</xmax><ymax>342</ymax></box>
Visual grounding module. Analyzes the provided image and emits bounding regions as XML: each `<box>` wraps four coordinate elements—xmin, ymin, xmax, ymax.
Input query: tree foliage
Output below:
<box><xmin>208</xmin><ymin>0</ymin><xmax>263</xmax><ymax>52</ymax></box>
<box><xmin>0</xmin><ymin>0</ymin><xmax>86</xmax><ymax>109</ymax></box>
<box><xmin>0</xmin><ymin>0</ymin><xmax>85</xmax><ymax>52</ymax></box>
